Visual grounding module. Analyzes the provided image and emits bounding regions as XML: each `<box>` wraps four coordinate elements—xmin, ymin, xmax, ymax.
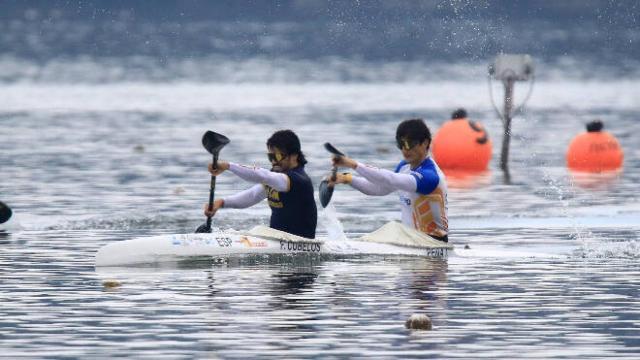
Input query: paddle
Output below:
<box><xmin>0</xmin><ymin>201</ymin><xmax>12</xmax><ymax>224</ymax></box>
<box><xmin>319</xmin><ymin>142</ymin><xmax>345</xmax><ymax>208</ymax></box>
<box><xmin>195</xmin><ymin>131</ymin><xmax>230</xmax><ymax>233</ymax></box>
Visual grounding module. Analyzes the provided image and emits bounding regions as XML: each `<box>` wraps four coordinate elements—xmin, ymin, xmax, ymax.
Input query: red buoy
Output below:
<box><xmin>566</xmin><ymin>120</ymin><xmax>623</xmax><ymax>172</ymax></box>
<box><xmin>432</xmin><ymin>109</ymin><xmax>492</xmax><ymax>171</ymax></box>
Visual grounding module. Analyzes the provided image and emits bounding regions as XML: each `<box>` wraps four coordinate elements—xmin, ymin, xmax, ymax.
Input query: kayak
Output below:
<box><xmin>95</xmin><ymin>221</ymin><xmax>453</xmax><ymax>267</ymax></box>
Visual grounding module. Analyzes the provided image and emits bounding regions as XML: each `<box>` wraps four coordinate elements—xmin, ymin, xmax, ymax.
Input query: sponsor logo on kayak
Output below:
<box><xmin>216</xmin><ymin>236</ymin><xmax>232</xmax><ymax>247</ymax></box>
<box><xmin>425</xmin><ymin>248</ymin><xmax>447</xmax><ymax>257</ymax></box>
<box><xmin>237</xmin><ymin>236</ymin><xmax>268</xmax><ymax>248</ymax></box>
<box><xmin>280</xmin><ymin>240</ymin><xmax>321</xmax><ymax>253</ymax></box>
<box><xmin>171</xmin><ymin>234</ymin><xmax>231</xmax><ymax>247</ymax></box>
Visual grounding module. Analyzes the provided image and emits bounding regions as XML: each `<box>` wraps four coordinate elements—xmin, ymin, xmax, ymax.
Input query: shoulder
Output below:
<box><xmin>416</xmin><ymin>157</ymin><xmax>438</xmax><ymax>173</ymax></box>
<box><xmin>412</xmin><ymin>158</ymin><xmax>441</xmax><ymax>194</ymax></box>
<box><xmin>414</xmin><ymin>158</ymin><xmax>440</xmax><ymax>179</ymax></box>
<box><xmin>286</xmin><ymin>166</ymin><xmax>311</xmax><ymax>183</ymax></box>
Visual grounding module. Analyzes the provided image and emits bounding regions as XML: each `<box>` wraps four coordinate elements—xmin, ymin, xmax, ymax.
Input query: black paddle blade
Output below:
<box><xmin>318</xmin><ymin>180</ymin><xmax>334</xmax><ymax>208</ymax></box>
<box><xmin>195</xmin><ymin>223</ymin><xmax>212</xmax><ymax>233</ymax></box>
<box><xmin>319</xmin><ymin>143</ymin><xmax>343</xmax><ymax>208</ymax></box>
<box><xmin>324</xmin><ymin>142</ymin><xmax>344</xmax><ymax>157</ymax></box>
<box><xmin>0</xmin><ymin>201</ymin><xmax>12</xmax><ymax>224</ymax></box>
<box><xmin>202</xmin><ymin>131</ymin><xmax>230</xmax><ymax>155</ymax></box>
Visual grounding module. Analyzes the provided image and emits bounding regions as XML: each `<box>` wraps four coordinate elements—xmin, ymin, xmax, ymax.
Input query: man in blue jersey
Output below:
<box><xmin>204</xmin><ymin>130</ymin><xmax>317</xmax><ymax>239</ymax></box>
<box><xmin>328</xmin><ymin>118</ymin><xmax>449</xmax><ymax>242</ymax></box>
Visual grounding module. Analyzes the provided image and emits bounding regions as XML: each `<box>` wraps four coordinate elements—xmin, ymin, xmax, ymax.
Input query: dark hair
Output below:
<box><xmin>451</xmin><ymin>108</ymin><xmax>467</xmax><ymax>120</ymax></box>
<box><xmin>266</xmin><ymin>129</ymin><xmax>307</xmax><ymax>165</ymax></box>
<box><xmin>396</xmin><ymin>118</ymin><xmax>431</xmax><ymax>145</ymax></box>
<box><xmin>586</xmin><ymin>120</ymin><xmax>604</xmax><ymax>132</ymax></box>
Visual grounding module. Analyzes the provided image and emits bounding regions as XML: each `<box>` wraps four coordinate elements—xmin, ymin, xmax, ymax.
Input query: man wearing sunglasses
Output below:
<box><xmin>204</xmin><ymin>130</ymin><xmax>317</xmax><ymax>239</ymax></box>
<box><xmin>328</xmin><ymin>119</ymin><xmax>448</xmax><ymax>242</ymax></box>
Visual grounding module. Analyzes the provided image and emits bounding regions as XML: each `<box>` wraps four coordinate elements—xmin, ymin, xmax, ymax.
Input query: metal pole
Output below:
<box><xmin>500</xmin><ymin>77</ymin><xmax>514</xmax><ymax>180</ymax></box>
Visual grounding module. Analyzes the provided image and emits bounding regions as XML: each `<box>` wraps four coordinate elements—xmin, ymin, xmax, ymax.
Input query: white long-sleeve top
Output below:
<box><xmin>221</xmin><ymin>163</ymin><xmax>291</xmax><ymax>209</ymax></box>
<box><xmin>352</xmin><ymin>162</ymin><xmax>417</xmax><ymax>194</ymax></box>
<box><xmin>348</xmin><ymin>158</ymin><xmax>448</xmax><ymax>238</ymax></box>
<box><xmin>228</xmin><ymin>163</ymin><xmax>290</xmax><ymax>192</ymax></box>
<box><xmin>223</xmin><ymin>184</ymin><xmax>266</xmax><ymax>208</ymax></box>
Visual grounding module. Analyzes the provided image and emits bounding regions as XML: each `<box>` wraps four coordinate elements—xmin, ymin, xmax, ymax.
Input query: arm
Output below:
<box><xmin>208</xmin><ymin>161</ymin><xmax>290</xmax><ymax>192</ymax></box>
<box><xmin>204</xmin><ymin>184</ymin><xmax>266</xmax><ymax>217</ymax></box>
<box><xmin>329</xmin><ymin>172</ymin><xmax>394</xmax><ymax>196</ymax></box>
<box><xmin>223</xmin><ymin>184</ymin><xmax>267</xmax><ymax>208</ymax></box>
<box><xmin>350</xmin><ymin>175</ymin><xmax>394</xmax><ymax>196</ymax></box>
<box><xmin>354</xmin><ymin>162</ymin><xmax>417</xmax><ymax>193</ymax></box>
<box><xmin>330</xmin><ymin>156</ymin><xmax>405</xmax><ymax>195</ymax></box>
<box><xmin>228</xmin><ymin>163</ymin><xmax>290</xmax><ymax>192</ymax></box>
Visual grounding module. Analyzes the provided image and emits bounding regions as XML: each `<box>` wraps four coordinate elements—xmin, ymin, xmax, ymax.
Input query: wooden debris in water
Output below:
<box><xmin>102</xmin><ymin>279</ymin><xmax>122</xmax><ymax>289</ymax></box>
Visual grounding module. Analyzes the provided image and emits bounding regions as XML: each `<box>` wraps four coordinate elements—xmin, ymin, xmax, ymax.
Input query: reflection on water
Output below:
<box><xmin>569</xmin><ymin>169</ymin><xmax>623</xmax><ymax>190</ymax></box>
<box><xmin>271</xmin><ymin>270</ymin><xmax>319</xmax><ymax>297</ymax></box>
<box><xmin>442</xmin><ymin>169</ymin><xmax>492</xmax><ymax>190</ymax></box>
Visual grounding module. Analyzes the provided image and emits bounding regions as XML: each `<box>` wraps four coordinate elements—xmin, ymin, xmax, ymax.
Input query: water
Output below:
<box><xmin>2</xmin><ymin>2</ymin><xmax>640</xmax><ymax>358</ymax></box>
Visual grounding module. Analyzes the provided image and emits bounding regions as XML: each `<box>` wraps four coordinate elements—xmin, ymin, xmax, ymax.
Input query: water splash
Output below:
<box><xmin>319</xmin><ymin>204</ymin><xmax>348</xmax><ymax>243</ymax></box>
<box><xmin>573</xmin><ymin>240</ymin><xmax>640</xmax><ymax>259</ymax></box>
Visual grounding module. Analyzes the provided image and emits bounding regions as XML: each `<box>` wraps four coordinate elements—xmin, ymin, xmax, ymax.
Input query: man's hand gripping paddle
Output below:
<box><xmin>319</xmin><ymin>142</ymin><xmax>345</xmax><ymax>208</ymax></box>
<box><xmin>195</xmin><ymin>131</ymin><xmax>230</xmax><ymax>233</ymax></box>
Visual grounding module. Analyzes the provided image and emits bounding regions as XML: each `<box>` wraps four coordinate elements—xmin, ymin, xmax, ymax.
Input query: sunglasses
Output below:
<box><xmin>267</xmin><ymin>151</ymin><xmax>287</xmax><ymax>163</ymax></box>
<box><xmin>396</xmin><ymin>138</ymin><xmax>422</xmax><ymax>151</ymax></box>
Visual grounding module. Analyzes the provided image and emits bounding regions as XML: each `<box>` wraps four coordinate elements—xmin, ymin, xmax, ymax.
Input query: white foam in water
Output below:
<box><xmin>453</xmin><ymin>214</ymin><xmax>640</xmax><ymax>230</ymax></box>
<box><xmin>573</xmin><ymin>238</ymin><xmax>640</xmax><ymax>259</ymax></box>
<box><xmin>320</xmin><ymin>204</ymin><xmax>348</xmax><ymax>243</ymax></box>
<box><xmin>452</xmin><ymin>244</ymin><xmax>571</xmax><ymax>262</ymax></box>
<box><xmin>319</xmin><ymin>204</ymin><xmax>363</xmax><ymax>254</ymax></box>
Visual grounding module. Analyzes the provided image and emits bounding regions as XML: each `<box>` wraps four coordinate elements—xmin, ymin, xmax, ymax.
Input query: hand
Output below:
<box><xmin>204</xmin><ymin>199</ymin><xmax>224</xmax><ymax>217</ymax></box>
<box><xmin>332</xmin><ymin>155</ymin><xmax>357</xmax><ymax>169</ymax></box>
<box><xmin>208</xmin><ymin>161</ymin><xmax>230</xmax><ymax>176</ymax></box>
<box><xmin>328</xmin><ymin>172</ymin><xmax>352</xmax><ymax>186</ymax></box>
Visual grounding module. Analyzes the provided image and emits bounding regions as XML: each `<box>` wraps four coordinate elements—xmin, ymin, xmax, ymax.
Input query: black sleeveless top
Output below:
<box><xmin>264</xmin><ymin>165</ymin><xmax>317</xmax><ymax>239</ymax></box>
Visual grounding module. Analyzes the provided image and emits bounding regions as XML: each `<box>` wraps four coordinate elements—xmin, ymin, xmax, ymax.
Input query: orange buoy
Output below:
<box><xmin>566</xmin><ymin>120</ymin><xmax>623</xmax><ymax>172</ymax></box>
<box><xmin>432</xmin><ymin>109</ymin><xmax>492</xmax><ymax>171</ymax></box>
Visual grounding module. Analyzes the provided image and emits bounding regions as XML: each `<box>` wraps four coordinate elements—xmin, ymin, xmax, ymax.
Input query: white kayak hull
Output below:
<box><xmin>95</xmin><ymin>223</ymin><xmax>452</xmax><ymax>267</ymax></box>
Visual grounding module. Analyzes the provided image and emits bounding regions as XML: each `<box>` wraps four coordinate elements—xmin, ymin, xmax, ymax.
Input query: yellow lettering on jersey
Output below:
<box><xmin>265</xmin><ymin>186</ymin><xmax>280</xmax><ymax>201</ymax></box>
<box><xmin>265</xmin><ymin>185</ymin><xmax>283</xmax><ymax>208</ymax></box>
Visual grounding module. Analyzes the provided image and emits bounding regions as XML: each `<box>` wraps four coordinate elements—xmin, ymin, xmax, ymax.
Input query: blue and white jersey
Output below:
<box><xmin>394</xmin><ymin>157</ymin><xmax>448</xmax><ymax>238</ymax></box>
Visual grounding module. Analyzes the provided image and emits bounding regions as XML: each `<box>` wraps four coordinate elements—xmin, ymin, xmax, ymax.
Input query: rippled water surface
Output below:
<box><xmin>2</xmin><ymin>2</ymin><xmax>640</xmax><ymax>358</ymax></box>
<box><xmin>2</xmin><ymin>75</ymin><xmax>639</xmax><ymax>358</ymax></box>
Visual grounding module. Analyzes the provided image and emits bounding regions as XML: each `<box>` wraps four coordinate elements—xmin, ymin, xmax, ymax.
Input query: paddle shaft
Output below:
<box><xmin>330</xmin><ymin>166</ymin><xmax>338</xmax><ymax>182</ymax></box>
<box><xmin>205</xmin><ymin>152</ymin><xmax>219</xmax><ymax>230</ymax></box>
<box><xmin>318</xmin><ymin>142</ymin><xmax>345</xmax><ymax>208</ymax></box>
<box><xmin>327</xmin><ymin>143</ymin><xmax>343</xmax><ymax>182</ymax></box>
